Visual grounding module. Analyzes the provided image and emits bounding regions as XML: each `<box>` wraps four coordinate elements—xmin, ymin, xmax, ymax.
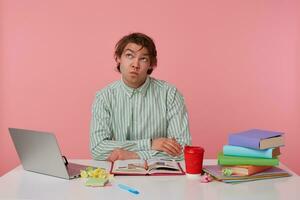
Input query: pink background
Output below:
<box><xmin>1</xmin><ymin>0</ymin><xmax>299</xmax><ymax>176</ymax></box>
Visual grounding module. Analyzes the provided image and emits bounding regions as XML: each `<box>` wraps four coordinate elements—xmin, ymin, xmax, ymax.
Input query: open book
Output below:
<box><xmin>110</xmin><ymin>158</ymin><xmax>185</xmax><ymax>175</ymax></box>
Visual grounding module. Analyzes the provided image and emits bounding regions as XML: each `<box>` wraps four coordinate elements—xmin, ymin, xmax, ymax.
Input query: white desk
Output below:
<box><xmin>0</xmin><ymin>159</ymin><xmax>299</xmax><ymax>200</ymax></box>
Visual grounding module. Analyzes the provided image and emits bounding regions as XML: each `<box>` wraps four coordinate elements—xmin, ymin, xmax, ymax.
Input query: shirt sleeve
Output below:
<box><xmin>136</xmin><ymin>150</ymin><xmax>159</xmax><ymax>160</ymax></box>
<box><xmin>138</xmin><ymin>86</ymin><xmax>192</xmax><ymax>161</ymax></box>
<box><xmin>90</xmin><ymin>92</ymin><xmax>151</xmax><ymax>160</ymax></box>
<box><xmin>166</xmin><ymin>87</ymin><xmax>192</xmax><ymax>155</ymax></box>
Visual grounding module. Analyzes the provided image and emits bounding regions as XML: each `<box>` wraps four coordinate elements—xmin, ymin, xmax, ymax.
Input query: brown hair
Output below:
<box><xmin>114</xmin><ymin>32</ymin><xmax>157</xmax><ymax>75</ymax></box>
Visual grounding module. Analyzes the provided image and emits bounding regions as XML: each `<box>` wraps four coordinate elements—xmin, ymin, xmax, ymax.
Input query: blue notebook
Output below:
<box><xmin>223</xmin><ymin>145</ymin><xmax>280</xmax><ymax>158</ymax></box>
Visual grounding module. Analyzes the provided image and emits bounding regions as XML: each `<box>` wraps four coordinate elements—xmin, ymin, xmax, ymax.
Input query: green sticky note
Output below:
<box><xmin>222</xmin><ymin>168</ymin><xmax>232</xmax><ymax>176</ymax></box>
<box><xmin>85</xmin><ymin>178</ymin><xmax>108</xmax><ymax>187</ymax></box>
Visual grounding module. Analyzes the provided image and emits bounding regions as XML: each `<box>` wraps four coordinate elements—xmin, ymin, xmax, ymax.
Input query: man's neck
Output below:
<box><xmin>122</xmin><ymin>78</ymin><xmax>147</xmax><ymax>89</ymax></box>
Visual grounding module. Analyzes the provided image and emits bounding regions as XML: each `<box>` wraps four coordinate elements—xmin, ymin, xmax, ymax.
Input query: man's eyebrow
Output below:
<box><xmin>124</xmin><ymin>48</ymin><xmax>150</xmax><ymax>56</ymax></box>
<box><xmin>124</xmin><ymin>48</ymin><xmax>135</xmax><ymax>53</ymax></box>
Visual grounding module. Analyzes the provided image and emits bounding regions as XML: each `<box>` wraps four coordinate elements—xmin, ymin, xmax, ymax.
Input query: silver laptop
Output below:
<box><xmin>9</xmin><ymin>128</ymin><xmax>90</xmax><ymax>179</ymax></box>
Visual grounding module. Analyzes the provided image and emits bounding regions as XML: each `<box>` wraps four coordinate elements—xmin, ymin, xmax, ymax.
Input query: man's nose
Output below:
<box><xmin>131</xmin><ymin>58</ymin><xmax>140</xmax><ymax>70</ymax></box>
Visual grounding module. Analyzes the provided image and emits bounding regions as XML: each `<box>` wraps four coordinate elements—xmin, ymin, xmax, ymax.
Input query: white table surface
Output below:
<box><xmin>0</xmin><ymin>159</ymin><xmax>299</xmax><ymax>200</ymax></box>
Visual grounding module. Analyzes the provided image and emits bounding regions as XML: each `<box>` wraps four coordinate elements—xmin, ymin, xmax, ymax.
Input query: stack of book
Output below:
<box><xmin>203</xmin><ymin>129</ymin><xmax>291</xmax><ymax>183</ymax></box>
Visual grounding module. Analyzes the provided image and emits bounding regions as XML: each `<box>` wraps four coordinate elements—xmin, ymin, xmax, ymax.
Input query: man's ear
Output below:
<box><xmin>116</xmin><ymin>56</ymin><xmax>121</xmax><ymax>63</ymax></box>
<box><xmin>147</xmin><ymin>67</ymin><xmax>153</xmax><ymax>74</ymax></box>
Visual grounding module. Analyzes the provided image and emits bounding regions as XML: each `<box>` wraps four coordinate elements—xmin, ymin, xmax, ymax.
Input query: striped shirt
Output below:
<box><xmin>90</xmin><ymin>76</ymin><xmax>191</xmax><ymax>160</ymax></box>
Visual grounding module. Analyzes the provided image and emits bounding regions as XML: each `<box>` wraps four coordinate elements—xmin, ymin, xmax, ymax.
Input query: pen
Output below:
<box><xmin>117</xmin><ymin>183</ymin><xmax>140</xmax><ymax>195</ymax></box>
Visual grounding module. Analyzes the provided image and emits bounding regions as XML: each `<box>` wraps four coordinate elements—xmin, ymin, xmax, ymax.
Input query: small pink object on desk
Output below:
<box><xmin>201</xmin><ymin>174</ymin><xmax>213</xmax><ymax>183</ymax></box>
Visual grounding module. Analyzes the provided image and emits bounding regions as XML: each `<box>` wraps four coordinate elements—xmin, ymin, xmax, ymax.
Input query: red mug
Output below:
<box><xmin>184</xmin><ymin>146</ymin><xmax>205</xmax><ymax>174</ymax></box>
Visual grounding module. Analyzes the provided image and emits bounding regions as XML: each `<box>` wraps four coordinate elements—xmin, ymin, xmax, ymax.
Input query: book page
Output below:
<box><xmin>112</xmin><ymin>159</ymin><xmax>146</xmax><ymax>173</ymax></box>
<box><xmin>147</xmin><ymin>158</ymin><xmax>180</xmax><ymax>172</ymax></box>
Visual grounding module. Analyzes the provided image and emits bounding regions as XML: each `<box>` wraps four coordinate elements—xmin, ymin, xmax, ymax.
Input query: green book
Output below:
<box><xmin>218</xmin><ymin>153</ymin><xmax>279</xmax><ymax>166</ymax></box>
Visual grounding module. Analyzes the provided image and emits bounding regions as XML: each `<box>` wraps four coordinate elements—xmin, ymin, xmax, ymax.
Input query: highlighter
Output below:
<box><xmin>117</xmin><ymin>183</ymin><xmax>140</xmax><ymax>195</ymax></box>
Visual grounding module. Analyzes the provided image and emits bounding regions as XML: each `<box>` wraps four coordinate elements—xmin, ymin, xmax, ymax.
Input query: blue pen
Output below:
<box><xmin>117</xmin><ymin>183</ymin><xmax>140</xmax><ymax>195</ymax></box>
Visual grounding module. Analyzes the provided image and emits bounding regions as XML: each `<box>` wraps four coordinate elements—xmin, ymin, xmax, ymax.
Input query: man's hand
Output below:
<box><xmin>151</xmin><ymin>138</ymin><xmax>182</xmax><ymax>157</ymax></box>
<box><xmin>107</xmin><ymin>148</ymin><xmax>139</xmax><ymax>162</ymax></box>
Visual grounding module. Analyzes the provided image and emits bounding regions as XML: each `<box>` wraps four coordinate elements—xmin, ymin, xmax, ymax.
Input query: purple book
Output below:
<box><xmin>228</xmin><ymin>129</ymin><xmax>284</xmax><ymax>149</ymax></box>
<box><xmin>203</xmin><ymin>165</ymin><xmax>291</xmax><ymax>183</ymax></box>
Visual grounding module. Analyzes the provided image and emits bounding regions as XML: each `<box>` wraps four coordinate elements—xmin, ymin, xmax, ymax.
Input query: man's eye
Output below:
<box><xmin>125</xmin><ymin>54</ymin><xmax>133</xmax><ymax>58</ymax></box>
<box><xmin>141</xmin><ymin>57</ymin><xmax>149</xmax><ymax>62</ymax></box>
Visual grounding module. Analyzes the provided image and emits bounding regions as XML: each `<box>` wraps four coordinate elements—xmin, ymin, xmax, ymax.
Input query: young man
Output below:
<box><xmin>90</xmin><ymin>32</ymin><xmax>191</xmax><ymax>162</ymax></box>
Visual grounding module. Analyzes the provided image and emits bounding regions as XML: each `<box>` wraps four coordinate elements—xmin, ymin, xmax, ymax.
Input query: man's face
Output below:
<box><xmin>117</xmin><ymin>43</ymin><xmax>152</xmax><ymax>88</ymax></box>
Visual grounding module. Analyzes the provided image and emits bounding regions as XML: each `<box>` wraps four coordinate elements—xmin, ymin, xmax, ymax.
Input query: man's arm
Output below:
<box><xmin>90</xmin><ymin>93</ymin><xmax>153</xmax><ymax>160</ymax></box>
<box><xmin>106</xmin><ymin>149</ymin><xmax>162</xmax><ymax>162</ymax></box>
<box><xmin>151</xmin><ymin>138</ymin><xmax>182</xmax><ymax>157</ymax></box>
<box><xmin>153</xmin><ymin>87</ymin><xmax>191</xmax><ymax>160</ymax></box>
<box><xmin>166</xmin><ymin>87</ymin><xmax>191</xmax><ymax>147</ymax></box>
<box><xmin>147</xmin><ymin>87</ymin><xmax>191</xmax><ymax>160</ymax></box>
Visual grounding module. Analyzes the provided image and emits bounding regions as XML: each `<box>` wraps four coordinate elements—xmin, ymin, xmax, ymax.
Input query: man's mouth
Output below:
<box><xmin>130</xmin><ymin>72</ymin><xmax>139</xmax><ymax>75</ymax></box>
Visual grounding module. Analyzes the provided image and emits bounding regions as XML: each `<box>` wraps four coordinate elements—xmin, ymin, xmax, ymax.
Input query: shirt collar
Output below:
<box><xmin>121</xmin><ymin>76</ymin><xmax>150</xmax><ymax>98</ymax></box>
